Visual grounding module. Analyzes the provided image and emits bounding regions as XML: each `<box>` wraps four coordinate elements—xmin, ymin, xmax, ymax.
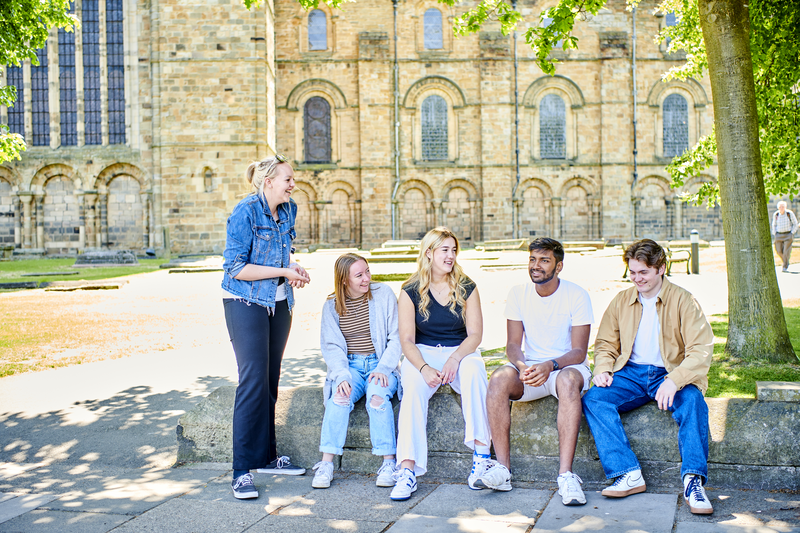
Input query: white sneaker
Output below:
<box><xmin>468</xmin><ymin>456</ymin><xmax>493</xmax><ymax>490</ymax></box>
<box><xmin>684</xmin><ymin>474</ymin><xmax>713</xmax><ymax>515</ymax></box>
<box><xmin>602</xmin><ymin>469</ymin><xmax>646</xmax><ymax>498</ymax></box>
<box><xmin>311</xmin><ymin>461</ymin><xmax>334</xmax><ymax>489</ymax></box>
<box><xmin>376</xmin><ymin>460</ymin><xmax>397</xmax><ymax>487</ymax></box>
<box><xmin>557</xmin><ymin>471</ymin><xmax>586</xmax><ymax>506</ymax></box>
<box><xmin>475</xmin><ymin>462</ymin><xmax>512</xmax><ymax>492</ymax></box>
<box><xmin>390</xmin><ymin>468</ymin><xmax>417</xmax><ymax>501</ymax></box>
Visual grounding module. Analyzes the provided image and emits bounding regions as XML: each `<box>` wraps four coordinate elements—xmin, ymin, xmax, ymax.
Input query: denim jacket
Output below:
<box><xmin>221</xmin><ymin>194</ymin><xmax>297</xmax><ymax>311</ymax></box>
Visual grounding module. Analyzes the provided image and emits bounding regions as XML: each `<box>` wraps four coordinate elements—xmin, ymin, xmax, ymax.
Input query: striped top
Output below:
<box><xmin>339</xmin><ymin>293</ymin><xmax>375</xmax><ymax>355</ymax></box>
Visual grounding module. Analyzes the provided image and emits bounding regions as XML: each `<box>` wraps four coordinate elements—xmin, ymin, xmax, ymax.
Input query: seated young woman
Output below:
<box><xmin>391</xmin><ymin>227</ymin><xmax>491</xmax><ymax>501</ymax></box>
<box><xmin>312</xmin><ymin>253</ymin><xmax>402</xmax><ymax>489</ymax></box>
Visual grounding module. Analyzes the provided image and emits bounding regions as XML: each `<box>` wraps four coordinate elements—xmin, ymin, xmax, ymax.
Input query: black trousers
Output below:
<box><xmin>224</xmin><ymin>298</ymin><xmax>292</xmax><ymax>470</ymax></box>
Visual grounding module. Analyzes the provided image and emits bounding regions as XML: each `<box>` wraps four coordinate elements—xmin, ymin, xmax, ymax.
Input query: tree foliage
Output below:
<box><xmin>0</xmin><ymin>0</ymin><xmax>76</xmax><ymax>163</ymax></box>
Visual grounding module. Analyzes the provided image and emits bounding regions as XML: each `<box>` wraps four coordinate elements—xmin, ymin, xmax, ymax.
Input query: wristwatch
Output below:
<box><xmin>552</xmin><ymin>360</ymin><xmax>559</xmax><ymax>371</ymax></box>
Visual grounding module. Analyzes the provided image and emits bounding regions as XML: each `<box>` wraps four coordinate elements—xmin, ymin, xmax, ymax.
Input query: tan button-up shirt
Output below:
<box><xmin>593</xmin><ymin>277</ymin><xmax>714</xmax><ymax>393</ymax></box>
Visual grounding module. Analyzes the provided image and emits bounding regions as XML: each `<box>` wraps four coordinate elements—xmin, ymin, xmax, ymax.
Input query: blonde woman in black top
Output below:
<box><xmin>391</xmin><ymin>227</ymin><xmax>491</xmax><ymax>500</ymax></box>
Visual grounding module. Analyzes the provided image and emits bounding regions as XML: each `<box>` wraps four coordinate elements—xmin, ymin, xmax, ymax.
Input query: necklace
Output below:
<box><xmin>346</xmin><ymin>293</ymin><xmax>368</xmax><ymax>318</ymax></box>
<box><xmin>430</xmin><ymin>283</ymin><xmax>450</xmax><ymax>300</ymax></box>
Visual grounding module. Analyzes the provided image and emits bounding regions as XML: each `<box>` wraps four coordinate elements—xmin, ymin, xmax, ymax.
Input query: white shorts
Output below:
<box><xmin>505</xmin><ymin>363</ymin><xmax>592</xmax><ymax>402</ymax></box>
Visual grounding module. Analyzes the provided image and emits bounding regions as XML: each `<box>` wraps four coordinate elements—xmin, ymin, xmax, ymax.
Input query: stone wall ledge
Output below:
<box><xmin>176</xmin><ymin>385</ymin><xmax>800</xmax><ymax>490</ymax></box>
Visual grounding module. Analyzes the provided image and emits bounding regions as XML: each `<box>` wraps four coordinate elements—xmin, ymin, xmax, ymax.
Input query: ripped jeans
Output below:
<box><xmin>319</xmin><ymin>353</ymin><xmax>399</xmax><ymax>456</ymax></box>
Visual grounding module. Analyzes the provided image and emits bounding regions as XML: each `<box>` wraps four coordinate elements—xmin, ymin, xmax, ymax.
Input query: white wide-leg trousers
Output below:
<box><xmin>395</xmin><ymin>344</ymin><xmax>490</xmax><ymax>476</ymax></box>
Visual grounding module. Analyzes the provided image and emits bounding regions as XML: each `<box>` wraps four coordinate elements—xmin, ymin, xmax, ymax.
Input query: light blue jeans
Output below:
<box><xmin>582</xmin><ymin>362</ymin><xmax>709</xmax><ymax>482</ymax></box>
<box><xmin>319</xmin><ymin>353</ymin><xmax>399</xmax><ymax>456</ymax></box>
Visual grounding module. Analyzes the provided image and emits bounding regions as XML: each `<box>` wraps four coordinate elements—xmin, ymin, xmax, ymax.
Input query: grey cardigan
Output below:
<box><xmin>320</xmin><ymin>282</ymin><xmax>402</xmax><ymax>402</ymax></box>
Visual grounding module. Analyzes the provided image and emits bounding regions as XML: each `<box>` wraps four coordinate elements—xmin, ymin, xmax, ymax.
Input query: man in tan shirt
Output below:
<box><xmin>582</xmin><ymin>239</ymin><xmax>715</xmax><ymax>515</ymax></box>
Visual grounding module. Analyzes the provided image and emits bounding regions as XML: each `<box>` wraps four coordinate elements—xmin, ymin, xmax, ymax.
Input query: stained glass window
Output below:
<box><xmin>542</xmin><ymin>17</ymin><xmax>564</xmax><ymax>48</ymax></box>
<box><xmin>59</xmin><ymin>4</ymin><xmax>77</xmax><ymax>146</ymax></box>
<box><xmin>540</xmin><ymin>93</ymin><xmax>566</xmax><ymax>159</ymax></box>
<box><xmin>31</xmin><ymin>45</ymin><xmax>50</xmax><ymax>147</ymax></box>
<box><xmin>424</xmin><ymin>9</ymin><xmax>443</xmax><ymax>50</ymax></box>
<box><xmin>107</xmin><ymin>0</ymin><xmax>126</xmax><ymax>144</ymax></box>
<box><xmin>421</xmin><ymin>95</ymin><xmax>448</xmax><ymax>161</ymax></box>
<box><xmin>665</xmin><ymin>12</ymin><xmax>678</xmax><ymax>48</ymax></box>
<box><xmin>663</xmin><ymin>93</ymin><xmax>688</xmax><ymax>158</ymax></box>
<box><xmin>6</xmin><ymin>66</ymin><xmax>24</xmax><ymax>137</ymax></box>
<box><xmin>83</xmin><ymin>0</ymin><xmax>102</xmax><ymax>145</ymax></box>
<box><xmin>304</xmin><ymin>97</ymin><xmax>331</xmax><ymax>163</ymax></box>
<box><xmin>308</xmin><ymin>10</ymin><xmax>327</xmax><ymax>51</ymax></box>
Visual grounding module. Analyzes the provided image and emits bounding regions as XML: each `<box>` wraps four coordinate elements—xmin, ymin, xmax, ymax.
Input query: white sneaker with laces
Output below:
<box><xmin>390</xmin><ymin>468</ymin><xmax>417</xmax><ymax>501</ymax></box>
<box><xmin>683</xmin><ymin>474</ymin><xmax>713</xmax><ymax>515</ymax></box>
<box><xmin>376</xmin><ymin>460</ymin><xmax>397</xmax><ymax>487</ymax></box>
<box><xmin>311</xmin><ymin>461</ymin><xmax>334</xmax><ymax>489</ymax></box>
<box><xmin>601</xmin><ymin>469</ymin><xmax>646</xmax><ymax>498</ymax></box>
<box><xmin>557</xmin><ymin>471</ymin><xmax>586</xmax><ymax>506</ymax></box>
<box><xmin>475</xmin><ymin>462</ymin><xmax>512</xmax><ymax>491</ymax></box>
<box><xmin>468</xmin><ymin>457</ymin><xmax>493</xmax><ymax>490</ymax></box>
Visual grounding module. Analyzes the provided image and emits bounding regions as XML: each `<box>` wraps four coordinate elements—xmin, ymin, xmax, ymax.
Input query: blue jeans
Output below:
<box><xmin>319</xmin><ymin>353</ymin><xmax>399</xmax><ymax>456</ymax></box>
<box><xmin>582</xmin><ymin>362</ymin><xmax>709</xmax><ymax>482</ymax></box>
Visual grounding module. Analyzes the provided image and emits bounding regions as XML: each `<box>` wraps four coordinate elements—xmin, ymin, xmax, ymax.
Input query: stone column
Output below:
<box><xmin>354</xmin><ymin>200</ymin><xmax>362</xmax><ymax>249</ymax></box>
<box><xmin>348</xmin><ymin>199</ymin><xmax>356</xmax><ymax>246</ymax></box>
<box><xmin>98</xmin><ymin>191</ymin><xmax>109</xmax><ymax>248</ymax></box>
<box><xmin>148</xmin><ymin>193</ymin><xmax>156</xmax><ymax>249</ymax></box>
<box><xmin>83</xmin><ymin>192</ymin><xmax>98</xmax><ymax>250</ymax></box>
<box><xmin>543</xmin><ymin>199</ymin><xmax>552</xmax><ymax>238</ymax></box>
<box><xmin>673</xmin><ymin>196</ymin><xmax>683</xmax><ymax>239</ymax></box>
<box><xmin>19</xmin><ymin>194</ymin><xmax>33</xmax><ymax>248</ymax></box>
<box><xmin>13</xmin><ymin>195</ymin><xmax>21</xmax><ymax>248</ymax></box>
<box><xmin>592</xmin><ymin>198</ymin><xmax>602</xmax><ymax>239</ymax></box>
<box><xmin>432</xmin><ymin>199</ymin><xmax>443</xmax><ymax>228</ymax></box>
<box><xmin>35</xmin><ymin>194</ymin><xmax>45</xmax><ymax>251</ymax></box>
<box><xmin>470</xmin><ymin>198</ymin><xmax>479</xmax><ymax>243</ymax></box>
<box><xmin>141</xmin><ymin>192</ymin><xmax>150</xmax><ymax>248</ymax></box>
<box><xmin>76</xmin><ymin>190</ymin><xmax>86</xmax><ymax>251</ymax></box>
<box><xmin>551</xmin><ymin>197</ymin><xmax>562</xmax><ymax>240</ymax></box>
<box><xmin>315</xmin><ymin>203</ymin><xmax>326</xmax><ymax>244</ymax></box>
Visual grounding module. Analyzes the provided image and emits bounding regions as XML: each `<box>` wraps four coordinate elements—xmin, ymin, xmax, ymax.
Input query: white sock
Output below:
<box><xmin>474</xmin><ymin>445</ymin><xmax>491</xmax><ymax>458</ymax></box>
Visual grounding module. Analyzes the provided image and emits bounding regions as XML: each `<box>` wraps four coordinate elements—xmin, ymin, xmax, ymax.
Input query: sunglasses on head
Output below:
<box><xmin>258</xmin><ymin>154</ymin><xmax>288</xmax><ymax>169</ymax></box>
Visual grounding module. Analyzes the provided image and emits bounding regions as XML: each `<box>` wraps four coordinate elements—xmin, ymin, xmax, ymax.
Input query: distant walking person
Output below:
<box><xmin>311</xmin><ymin>253</ymin><xmax>402</xmax><ymax>489</ymax></box>
<box><xmin>222</xmin><ymin>155</ymin><xmax>311</xmax><ymax>500</ymax></box>
<box><xmin>772</xmin><ymin>200</ymin><xmax>797</xmax><ymax>272</ymax></box>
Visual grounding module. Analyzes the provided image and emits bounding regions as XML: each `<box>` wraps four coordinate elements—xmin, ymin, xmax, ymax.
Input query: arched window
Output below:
<box><xmin>540</xmin><ymin>94</ymin><xmax>566</xmax><ymax>159</ymax></box>
<box><xmin>31</xmin><ymin>45</ymin><xmax>50</xmax><ymax>147</ymax></box>
<box><xmin>424</xmin><ymin>9</ymin><xmax>443</xmax><ymax>50</ymax></box>
<box><xmin>304</xmin><ymin>96</ymin><xmax>331</xmax><ymax>163</ymax></box>
<box><xmin>308</xmin><ymin>10</ymin><xmax>327</xmax><ymax>51</ymax></box>
<box><xmin>59</xmin><ymin>3</ymin><xmax>78</xmax><ymax>147</ymax></box>
<box><xmin>663</xmin><ymin>93</ymin><xmax>688</xmax><ymax>158</ymax></box>
<box><xmin>421</xmin><ymin>95</ymin><xmax>448</xmax><ymax>161</ymax></box>
<box><xmin>83</xmin><ymin>0</ymin><xmax>102</xmax><ymax>145</ymax></box>
<box><xmin>6</xmin><ymin>66</ymin><xmax>24</xmax><ymax>137</ymax></box>
<box><xmin>665</xmin><ymin>12</ymin><xmax>678</xmax><ymax>48</ymax></box>
<box><xmin>107</xmin><ymin>0</ymin><xmax>126</xmax><ymax>144</ymax></box>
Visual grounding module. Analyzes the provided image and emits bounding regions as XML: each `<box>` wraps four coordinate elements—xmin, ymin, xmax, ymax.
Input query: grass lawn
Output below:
<box><xmin>371</xmin><ymin>273</ymin><xmax>412</xmax><ymax>283</ymax></box>
<box><xmin>480</xmin><ymin>308</ymin><xmax>800</xmax><ymax>398</ymax></box>
<box><xmin>0</xmin><ymin>257</ymin><xmax>163</xmax><ymax>286</ymax></box>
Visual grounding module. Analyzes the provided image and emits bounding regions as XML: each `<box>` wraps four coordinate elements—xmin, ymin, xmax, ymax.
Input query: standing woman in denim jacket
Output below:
<box><xmin>221</xmin><ymin>155</ymin><xmax>311</xmax><ymax>500</ymax></box>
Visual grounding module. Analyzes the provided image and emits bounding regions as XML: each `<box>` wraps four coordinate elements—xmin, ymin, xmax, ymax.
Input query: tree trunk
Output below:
<box><xmin>699</xmin><ymin>0</ymin><xmax>796</xmax><ymax>362</ymax></box>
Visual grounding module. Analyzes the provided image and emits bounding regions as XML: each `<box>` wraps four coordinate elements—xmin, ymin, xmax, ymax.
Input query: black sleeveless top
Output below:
<box><xmin>404</xmin><ymin>277</ymin><xmax>476</xmax><ymax>347</ymax></box>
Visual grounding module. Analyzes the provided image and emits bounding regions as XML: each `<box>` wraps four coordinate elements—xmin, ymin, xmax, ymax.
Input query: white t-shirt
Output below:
<box><xmin>504</xmin><ymin>279</ymin><xmax>594</xmax><ymax>365</ymax></box>
<box><xmin>629</xmin><ymin>292</ymin><xmax>664</xmax><ymax>367</ymax></box>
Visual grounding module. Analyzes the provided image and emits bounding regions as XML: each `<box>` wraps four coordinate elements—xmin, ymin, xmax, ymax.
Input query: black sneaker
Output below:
<box><xmin>255</xmin><ymin>456</ymin><xmax>306</xmax><ymax>475</ymax></box>
<box><xmin>231</xmin><ymin>473</ymin><xmax>258</xmax><ymax>499</ymax></box>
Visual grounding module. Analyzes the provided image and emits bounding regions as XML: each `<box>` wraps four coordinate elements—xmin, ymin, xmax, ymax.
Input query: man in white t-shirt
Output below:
<box><xmin>475</xmin><ymin>238</ymin><xmax>593</xmax><ymax>506</ymax></box>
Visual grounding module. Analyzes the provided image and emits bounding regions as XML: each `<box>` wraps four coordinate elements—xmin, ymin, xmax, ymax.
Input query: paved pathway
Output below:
<box><xmin>1</xmin><ymin>247</ymin><xmax>800</xmax><ymax>531</ymax></box>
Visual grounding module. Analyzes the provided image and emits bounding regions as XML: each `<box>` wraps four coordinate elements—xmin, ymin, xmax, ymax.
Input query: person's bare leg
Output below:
<box><xmin>485</xmin><ymin>366</ymin><xmax>524</xmax><ymax>468</ymax></box>
<box><xmin>555</xmin><ymin>368</ymin><xmax>585</xmax><ymax>474</ymax></box>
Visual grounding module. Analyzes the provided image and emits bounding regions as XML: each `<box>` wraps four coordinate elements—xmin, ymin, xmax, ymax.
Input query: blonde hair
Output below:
<box><xmin>402</xmin><ymin>227</ymin><xmax>468</xmax><ymax>322</ymax></box>
<box><xmin>245</xmin><ymin>155</ymin><xmax>292</xmax><ymax>198</ymax></box>
<box><xmin>328</xmin><ymin>253</ymin><xmax>372</xmax><ymax>317</ymax></box>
